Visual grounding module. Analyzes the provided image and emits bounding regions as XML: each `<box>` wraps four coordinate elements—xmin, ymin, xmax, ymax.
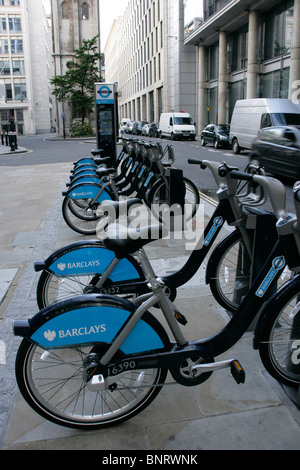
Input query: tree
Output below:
<box><xmin>51</xmin><ymin>35</ymin><xmax>102</xmax><ymax>127</ymax></box>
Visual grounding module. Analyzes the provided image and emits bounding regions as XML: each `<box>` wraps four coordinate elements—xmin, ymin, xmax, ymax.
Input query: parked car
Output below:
<box><xmin>149</xmin><ymin>122</ymin><xmax>161</xmax><ymax>137</ymax></box>
<box><xmin>132</xmin><ymin>120</ymin><xmax>148</xmax><ymax>135</ymax></box>
<box><xmin>201</xmin><ymin>124</ymin><xmax>230</xmax><ymax>148</ymax></box>
<box><xmin>124</xmin><ymin>120</ymin><xmax>133</xmax><ymax>134</ymax></box>
<box><xmin>250</xmin><ymin>125</ymin><xmax>300</xmax><ymax>179</ymax></box>
<box><xmin>142</xmin><ymin>123</ymin><xmax>150</xmax><ymax>136</ymax></box>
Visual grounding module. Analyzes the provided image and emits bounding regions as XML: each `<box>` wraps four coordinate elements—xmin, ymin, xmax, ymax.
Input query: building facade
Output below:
<box><xmin>0</xmin><ymin>0</ymin><xmax>53</xmax><ymax>135</ymax></box>
<box><xmin>105</xmin><ymin>0</ymin><xmax>300</xmax><ymax>135</ymax></box>
<box><xmin>109</xmin><ymin>0</ymin><xmax>196</xmax><ymax>124</ymax></box>
<box><xmin>51</xmin><ymin>0</ymin><xmax>100</xmax><ymax>136</ymax></box>
<box><xmin>184</xmin><ymin>0</ymin><xmax>300</xmax><ymax>132</ymax></box>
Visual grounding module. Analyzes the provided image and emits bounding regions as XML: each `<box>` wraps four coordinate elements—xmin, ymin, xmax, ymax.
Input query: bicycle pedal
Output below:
<box><xmin>230</xmin><ymin>360</ymin><xmax>245</xmax><ymax>384</ymax></box>
<box><xmin>174</xmin><ymin>310</ymin><xmax>188</xmax><ymax>326</ymax></box>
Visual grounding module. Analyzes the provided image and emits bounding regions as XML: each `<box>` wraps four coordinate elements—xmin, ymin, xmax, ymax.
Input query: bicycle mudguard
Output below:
<box><xmin>14</xmin><ymin>295</ymin><xmax>167</xmax><ymax>353</ymax></box>
<box><xmin>69</xmin><ymin>176</ymin><xmax>101</xmax><ymax>187</ymax></box>
<box><xmin>63</xmin><ymin>182</ymin><xmax>113</xmax><ymax>203</ymax></box>
<box><xmin>34</xmin><ymin>240</ymin><xmax>145</xmax><ymax>281</ymax></box>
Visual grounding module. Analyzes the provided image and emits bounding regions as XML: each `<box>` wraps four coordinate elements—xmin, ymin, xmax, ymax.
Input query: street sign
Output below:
<box><xmin>96</xmin><ymin>84</ymin><xmax>115</xmax><ymax>104</ymax></box>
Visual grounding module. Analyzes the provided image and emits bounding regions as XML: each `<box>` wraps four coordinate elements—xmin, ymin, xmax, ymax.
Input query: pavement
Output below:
<box><xmin>0</xmin><ymin>140</ymin><xmax>300</xmax><ymax>451</ymax></box>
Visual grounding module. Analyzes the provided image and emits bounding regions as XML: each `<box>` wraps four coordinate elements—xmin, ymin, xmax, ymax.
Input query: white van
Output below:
<box><xmin>119</xmin><ymin>118</ymin><xmax>131</xmax><ymax>134</ymax></box>
<box><xmin>229</xmin><ymin>98</ymin><xmax>300</xmax><ymax>154</ymax></box>
<box><xmin>159</xmin><ymin>112</ymin><xmax>196</xmax><ymax>140</ymax></box>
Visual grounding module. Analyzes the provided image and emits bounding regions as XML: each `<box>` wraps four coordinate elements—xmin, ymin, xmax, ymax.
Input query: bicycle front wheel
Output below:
<box><xmin>147</xmin><ymin>177</ymin><xmax>199</xmax><ymax>223</ymax></box>
<box><xmin>259</xmin><ymin>276</ymin><xmax>300</xmax><ymax>387</ymax></box>
<box><xmin>16</xmin><ymin>336</ymin><xmax>168</xmax><ymax>430</ymax></box>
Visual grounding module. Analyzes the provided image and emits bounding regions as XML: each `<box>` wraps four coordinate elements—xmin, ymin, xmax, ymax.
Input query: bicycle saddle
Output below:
<box><xmin>103</xmin><ymin>223</ymin><xmax>168</xmax><ymax>258</ymax></box>
<box><xmin>91</xmin><ymin>149</ymin><xmax>105</xmax><ymax>156</ymax></box>
<box><xmin>96</xmin><ymin>167</ymin><xmax>117</xmax><ymax>177</ymax></box>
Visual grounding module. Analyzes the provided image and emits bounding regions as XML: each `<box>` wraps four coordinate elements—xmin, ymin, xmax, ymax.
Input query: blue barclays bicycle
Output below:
<box><xmin>62</xmin><ymin>139</ymin><xmax>199</xmax><ymax>235</ymax></box>
<box><xmin>35</xmin><ymin>160</ymin><xmax>276</xmax><ymax>314</ymax></box>
<box><xmin>13</xmin><ymin>171</ymin><xmax>300</xmax><ymax>429</ymax></box>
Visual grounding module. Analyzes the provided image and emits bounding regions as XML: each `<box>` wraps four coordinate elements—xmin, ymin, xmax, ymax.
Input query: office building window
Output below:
<box><xmin>10</xmin><ymin>38</ymin><xmax>23</xmax><ymax>54</ymax></box>
<box><xmin>9</xmin><ymin>17</ymin><xmax>21</xmax><ymax>32</ymax></box>
<box><xmin>206</xmin><ymin>43</ymin><xmax>218</xmax><ymax>80</ymax></box>
<box><xmin>0</xmin><ymin>38</ymin><xmax>9</xmax><ymax>54</ymax></box>
<box><xmin>14</xmin><ymin>81</ymin><xmax>26</xmax><ymax>100</ymax></box>
<box><xmin>12</xmin><ymin>59</ymin><xmax>24</xmax><ymax>74</ymax></box>
<box><xmin>263</xmin><ymin>0</ymin><xmax>294</xmax><ymax>60</ymax></box>
<box><xmin>0</xmin><ymin>59</ymin><xmax>10</xmax><ymax>74</ymax></box>
<box><xmin>0</xmin><ymin>17</ymin><xmax>7</xmax><ymax>32</ymax></box>
<box><xmin>262</xmin><ymin>68</ymin><xmax>290</xmax><ymax>98</ymax></box>
<box><xmin>5</xmin><ymin>83</ymin><xmax>12</xmax><ymax>100</ymax></box>
<box><xmin>228</xmin><ymin>25</ymin><xmax>248</xmax><ymax>72</ymax></box>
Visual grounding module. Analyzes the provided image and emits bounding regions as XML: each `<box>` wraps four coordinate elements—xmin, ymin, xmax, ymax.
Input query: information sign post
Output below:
<box><xmin>95</xmin><ymin>83</ymin><xmax>118</xmax><ymax>162</ymax></box>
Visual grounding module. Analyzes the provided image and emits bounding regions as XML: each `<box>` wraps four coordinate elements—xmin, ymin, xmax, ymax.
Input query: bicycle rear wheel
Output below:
<box><xmin>15</xmin><ymin>313</ymin><xmax>169</xmax><ymax>429</ymax></box>
<box><xmin>259</xmin><ymin>276</ymin><xmax>300</xmax><ymax>387</ymax></box>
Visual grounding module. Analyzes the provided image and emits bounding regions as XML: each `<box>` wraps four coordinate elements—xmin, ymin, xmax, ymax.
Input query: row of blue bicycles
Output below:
<box><xmin>13</xmin><ymin>137</ymin><xmax>300</xmax><ymax>429</ymax></box>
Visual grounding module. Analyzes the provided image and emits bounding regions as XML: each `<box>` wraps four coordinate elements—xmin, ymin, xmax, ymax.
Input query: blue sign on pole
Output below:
<box><xmin>96</xmin><ymin>84</ymin><xmax>114</xmax><ymax>104</ymax></box>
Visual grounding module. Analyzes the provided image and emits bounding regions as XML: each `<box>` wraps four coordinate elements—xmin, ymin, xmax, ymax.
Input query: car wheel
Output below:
<box><xmin>201</xmin><ymin>137</ymin><xmax>206</xmax><ymax>146</ymax></box>
<box><xmin>214</xmin><ymin>139</ymin><xmax>219</xmax><ymax>149</ymax></box>
<box><xmin>232</xmin><ymin>138</ymin><xmax>241</xmax><ymax>154</ymax></box>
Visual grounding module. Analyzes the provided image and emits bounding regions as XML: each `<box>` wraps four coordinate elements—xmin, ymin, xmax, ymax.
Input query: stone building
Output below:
<box><xmin>0</xmin><ymin>0</ymin><xmax>53</xmax><ymax>135</ymax></box>
<box><xmin>50</xmin><ymin>0</ymin><xmax>100</xmax><ymax>136</ymax></box>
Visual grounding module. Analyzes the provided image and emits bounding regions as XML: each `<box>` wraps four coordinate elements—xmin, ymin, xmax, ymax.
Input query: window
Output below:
<box><xmin>261</xmin><ymin>114</ymin><xmax>273</xmax><ymax>128</ymax></box>
<box><xmin>14</xmin><ymin>81</ymin><xmax>26</xmax><ymax>100</ymax></box>
<box><xmin>82</xmin><ymin>3</ymin><xmax>89</xmax><ymax>20</ymax></box>
<box><xmin>9</xmin><ymin>17</ymin><xmax>22</xmax><ymax>32</ymax></box>
<box><xmin>228</xmin><ymin>25</ymin><xmax>248</xmax><ymax>72</ymax></box>
<box><xmin>5</xmin><ymin>83</ymin><xmax>12</xmax><ymax>100</ymax></box>
<box><xmin>12</xmin><ymin>59</ymin><xmax>24</xmax><ymax>74</ymax></box>
<box><xmin>0</xmin><ymin>17</ymin><xmax>7</xmax><ymax>32</ymax></box>
<box><xmin>263</xmin><ymin>1</ymin><xmax>294</xmax><ymax>60</ymax></box>
<box><xmin>0</xmin><ymin>60</ymin><xmax>10</xmax><ymax>74</ymax></box>
<box><xmin>0</xmin><ymin>39</ymin><xmax>9</xmax><ymax>54</ymax></box>
<box><xmin>10</xmin><ymin>38</ymin><xmax>23</xmax><ymax>54</ymax></box>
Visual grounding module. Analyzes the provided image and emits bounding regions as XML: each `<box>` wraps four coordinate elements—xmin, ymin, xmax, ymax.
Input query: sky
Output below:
<box><xmin>100</xmin><ymin>0</ymin><xmax>128</xmax><ymax>51</ymax></box>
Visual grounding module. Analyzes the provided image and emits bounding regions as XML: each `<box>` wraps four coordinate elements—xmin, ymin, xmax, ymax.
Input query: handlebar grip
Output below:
<box><xmin>188</xmin><ymin>159</ymin><xmax>207</xmax><ymax>170</ymax></box>
<box><xmin>230</xmin><ymin>170</ymin><xmax>254</xmax><ymax>181</ymax></box>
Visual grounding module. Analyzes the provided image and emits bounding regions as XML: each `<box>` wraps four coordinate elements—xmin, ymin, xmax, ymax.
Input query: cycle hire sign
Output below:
<box><xmin>96</xmin><ymin>84</ymin><xmax>115</xmax><ymax>105</ymax></box>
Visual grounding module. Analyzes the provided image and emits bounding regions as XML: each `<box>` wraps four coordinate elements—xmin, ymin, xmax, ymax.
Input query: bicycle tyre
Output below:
<box><xmin>15</xmin><ymin>310</ymin><xmax>169</xmax><ymax>429</ymax></box>
<box><xmin>258</xmin><ymin>276</ymin><xmax>300</xmax><ymax>387</ymax></box>
<box><xmin>207</xmin><ymin>230</ymin><xmax>251</xmax><ymax>313</ymax></box>
<box><xmin>147</xmin><ymin>176</ymin><xmax>199</xmax><ymax>223</ymax></box>
<box><xmin>62</xmin><ymin>197</ymin><xmax>100</xmax><ymax>235</ymax></box>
